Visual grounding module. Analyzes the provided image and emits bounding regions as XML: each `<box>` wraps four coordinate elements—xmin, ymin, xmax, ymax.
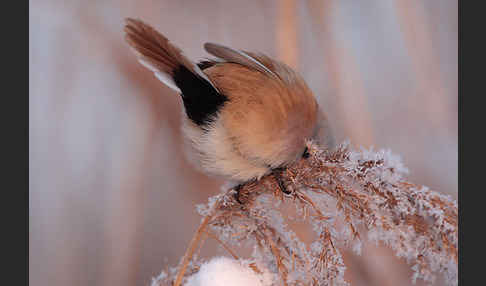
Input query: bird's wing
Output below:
<box><xmin>204</xmin><ymin>43</ymin><xmax>277</xmax><ymax>79</ymax></box>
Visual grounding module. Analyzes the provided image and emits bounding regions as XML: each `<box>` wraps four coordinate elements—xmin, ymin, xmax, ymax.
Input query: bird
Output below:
<box><xmin>123</xmin><ymin>18</ymin><xmax>335</xmax><ymax>195</ymax></box>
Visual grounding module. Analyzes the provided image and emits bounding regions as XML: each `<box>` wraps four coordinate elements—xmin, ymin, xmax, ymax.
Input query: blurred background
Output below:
<box><xmin>29</xmin><ymin>0</ymin><xmax>457</xmax><ymax>285</ymax></box>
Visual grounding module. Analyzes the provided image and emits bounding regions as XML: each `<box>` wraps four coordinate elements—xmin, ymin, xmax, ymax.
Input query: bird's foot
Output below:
<box><xmin>272</xmin><ymin>167</ymin><xmax>291</xmax><ymax>195</ymax></box>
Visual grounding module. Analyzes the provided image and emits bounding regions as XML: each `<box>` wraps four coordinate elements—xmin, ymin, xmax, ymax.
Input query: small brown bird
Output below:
<box><xmin>123</xmin><ymin>18</ymin><xmax>335</xmax><ymax>190</ymax></box>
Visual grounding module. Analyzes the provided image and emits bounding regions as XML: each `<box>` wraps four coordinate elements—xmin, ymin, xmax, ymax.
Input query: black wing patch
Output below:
<box><xmin>172</xmin><ymin>64</ymin><xmax>227</xmax><ymax>126</ymax></box>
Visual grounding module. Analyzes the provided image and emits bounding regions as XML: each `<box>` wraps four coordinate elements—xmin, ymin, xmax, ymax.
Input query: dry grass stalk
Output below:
<box><xmin>153</xmin><ymin>141</ymin><xmax>457</xmax><ymax>286</ymax></box>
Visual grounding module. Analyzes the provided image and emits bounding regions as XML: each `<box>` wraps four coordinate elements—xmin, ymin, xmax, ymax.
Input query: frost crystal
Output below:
<box><xmin>151</xmin><ymin>141</ymin><xmax>457</xmax><ymax>286</ymax></box>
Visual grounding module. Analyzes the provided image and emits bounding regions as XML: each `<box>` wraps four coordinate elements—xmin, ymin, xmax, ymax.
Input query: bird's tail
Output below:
<box><xmin>123</xmin><ymin>18</ymin><xmax>218</xmax><ymax>93</ymax></box>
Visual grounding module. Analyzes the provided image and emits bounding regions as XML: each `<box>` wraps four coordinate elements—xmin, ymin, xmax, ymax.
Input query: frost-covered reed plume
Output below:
<box><xmin>152</xmin><ymin>141</ymin><xmax>458</xmax><ymax>286</ymax></box>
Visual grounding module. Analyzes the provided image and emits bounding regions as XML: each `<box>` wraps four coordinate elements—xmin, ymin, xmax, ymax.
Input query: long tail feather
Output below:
<box><xmin>124</xmin><ymin>18</ymin><xmax>218</xmax><ymax>92</ymax></box>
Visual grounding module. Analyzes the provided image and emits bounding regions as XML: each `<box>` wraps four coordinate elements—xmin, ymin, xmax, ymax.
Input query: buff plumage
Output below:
<box><xmin>124</xmin><ymin>18</ymin><xmax>334</xmax><ymax>182</ymax></box>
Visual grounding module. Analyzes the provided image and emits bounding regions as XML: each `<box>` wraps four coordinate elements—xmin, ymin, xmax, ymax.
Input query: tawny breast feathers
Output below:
<box><xmin>204</xmin><ymin>61</ymin><xmax>318</xmax><ymax>168</ymax></box>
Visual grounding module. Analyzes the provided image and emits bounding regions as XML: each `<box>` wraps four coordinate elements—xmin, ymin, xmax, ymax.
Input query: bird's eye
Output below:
<box><xmin>302</xmin><ymin>147</ymin><xmax>310</xmax><ymax>159</ymax></box>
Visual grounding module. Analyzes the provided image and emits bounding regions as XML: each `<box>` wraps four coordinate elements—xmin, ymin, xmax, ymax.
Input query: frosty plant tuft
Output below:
<box><xmin>151</xmin><ymin>141</ymin><xmax>457</xmax><ymax>286</ymax></box>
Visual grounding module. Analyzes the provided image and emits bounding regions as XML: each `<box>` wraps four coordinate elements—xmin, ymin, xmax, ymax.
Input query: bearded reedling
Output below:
<box><xmin>123</xmin><ymin>18</ymin><xmax>335</xmax><ymax>196</ymax></box>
